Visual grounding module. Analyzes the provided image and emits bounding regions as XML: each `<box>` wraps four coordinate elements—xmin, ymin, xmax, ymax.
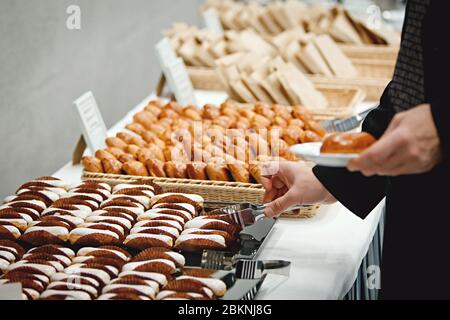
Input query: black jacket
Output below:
<box><xmin>313</xmin><ymin>1</ymin><xmax>450</xmax><ymax>299</ymax></box>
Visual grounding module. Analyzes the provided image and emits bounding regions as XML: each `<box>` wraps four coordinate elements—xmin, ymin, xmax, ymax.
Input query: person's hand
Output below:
<box><xmin>348</xmin><ymin>104</ymin><xmax>442</xmax><ymax>176</ymax></box>
<box><xmin>260</xmin><ymin>161</ymin><xmax>336</xmax><ymax>218</ymax></box>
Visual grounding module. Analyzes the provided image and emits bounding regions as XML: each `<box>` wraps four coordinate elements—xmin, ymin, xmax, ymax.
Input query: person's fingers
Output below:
<box><xmin>348</xmin><ymin>130</ymin><xmax>403</xmax><ymax>173</ymax></box>
<box><xmin>272</xmin><ymin>176</ymin><xmax>285</xmax><ymax>189</ymax></box>
<box><xmin>264</xmin><ymin>191</ymin><xmax>296</xmax><ymax>218</ymax></box>
<box><xmin>260</xmin><ymin>176</ymin><xmax>272</xmax><ymax>190</ymax></box>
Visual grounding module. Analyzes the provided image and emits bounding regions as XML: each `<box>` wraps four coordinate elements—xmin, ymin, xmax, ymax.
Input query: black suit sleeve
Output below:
<box><xmin>312</xmin><ymin>83</ymin><xmax>395</xmax><ymax>219</ymax></box>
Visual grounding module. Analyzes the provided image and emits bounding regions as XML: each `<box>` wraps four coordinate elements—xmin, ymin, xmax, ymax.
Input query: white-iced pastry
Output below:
<box><xmin>130</xmin><ymin>226</ymin><xmax>180</xmax><ymax>238</ymax></box>
<box><xmin>133</xmin><ymin>219</ymin><xmax>183</xmax><ymax>232</ymax></box>
<box><xmin>118</xmin><ymin>271</ymin><xmax>167</xmax><ymax>287</ymax></box>
<box><xmin>84</xmin><ymin>216</ymin><xmax>132</xmax><ymax>229</ymax></box>
<box><xmin>77</xmin><ymin>247</ymin><xmax>129</xmax><ymax>261</ymax></box>
<box><xmin>102</xmin><ymin>284</ymin><xmax>156</xmax><ymax>299</ymax></box>
<box><xmin>137</xmin><ymin>212</ymin><xmax>185</xmax><ymax>224</ymax></box>
<box><xmin>40</xmin><ymin>290</ymin><xmax>91</xmax><ymax>300</ymax></box>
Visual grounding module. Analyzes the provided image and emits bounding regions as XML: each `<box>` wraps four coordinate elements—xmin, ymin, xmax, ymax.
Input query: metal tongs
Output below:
<box><xmin>201</xmin><ymin>250</ymin><xmax>291</xmax><ymax>279</ymax></box>
<box><xmin>208</xmin><ymin>202</ymin><xmax>310</xmax><ymax>229</ymax></box>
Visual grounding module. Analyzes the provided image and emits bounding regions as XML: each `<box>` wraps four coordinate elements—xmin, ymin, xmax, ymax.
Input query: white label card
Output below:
<box><xmin>155</xmin><ymin>38</ymin><xmax>197</xmax><ymax>106</ymax></box>
<box><xmin>203</xmin><ymin>8</ymin><xmax>224</xmax><ymax>35</ymax></box>
<box><xmin>74</xmin><ymin>91</ymin><xmax>107</xmax><ymax>154</ymax></box>
<box><xmin>0</xmin><ymin>283</ymin><xmax>23</xmax><ymax>300</ymax></box>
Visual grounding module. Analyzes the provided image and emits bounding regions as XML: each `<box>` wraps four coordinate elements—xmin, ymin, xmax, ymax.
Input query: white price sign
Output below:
<box><xmin>155</xmin><ymin>38</ymin><xmax>197</xmax><ymax>106</ymax></box>
<box><xmin>74</xmin><ymin>91</ymin><xmax>107</xmax><ymax>154</ymax></box>
<box><xmin>203</xmin><ymin>8</ymin><xmax>224</xmax><ymax>35</ymax></box>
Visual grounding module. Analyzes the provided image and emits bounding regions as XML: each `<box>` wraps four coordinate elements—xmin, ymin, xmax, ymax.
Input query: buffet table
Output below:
<box><xmin>53</xmin><ymin>90</ymin><xmax>383</xmax><ymax>300</ymax></box>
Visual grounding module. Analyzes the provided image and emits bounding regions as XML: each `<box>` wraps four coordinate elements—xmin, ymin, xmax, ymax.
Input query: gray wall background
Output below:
<box><xmin>0</xmin><ymin>0</ymin><xmax>203</xmax><ymax>198</ymax></box>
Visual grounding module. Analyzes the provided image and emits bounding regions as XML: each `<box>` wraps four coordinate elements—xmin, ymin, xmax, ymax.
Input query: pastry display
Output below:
<box><xmin>125</xmin><ymin>192</ymin><xmax>204</xmax><ymax>251</ymax></box>
<box><xmin>82</xmin><ymin>99</ymin><xmax>327</xmax><ymax>184</ymax></box>
<box><xmin>320</xmin><ymin>132</ymin><xmax>377</xmax><ymax>154</ymax></box>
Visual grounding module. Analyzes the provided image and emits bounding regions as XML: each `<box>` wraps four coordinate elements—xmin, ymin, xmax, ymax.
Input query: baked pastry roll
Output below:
<box><xmin>95</xmin><ymin>149</ymin><xmax>116</xmax><ymax>162</ymax></box>
<box><xmin>156</xmin><ymin>291</ymin><xmax>211</xmax><ymax>300</ymax></box>
<box><xmin>97</xmin><ymin>293</ymin><xmax>151</xmax><ymax>300</ymax></box>
<box><xmin>184</xmin><ymin>217</ymin><xmax>241</xmax><ymax>236</ymax></box>
<box><xmin>46</xmin><ymin>282</ymin><xmax>98</xmax><ymax>299</ymax></box>
<box><xmin>105</xmin><ymin>137</ymin><xmax>128</xmax><ymax>151</ymax></box>
<box><xmin>305</xmin><ymin>120</ymin><xmax>327</xmax><ymax>138</ymax></box>
<box><xmin>228</xmin><ymin>161</ymin><xmax>251</xmax><ymax>183</ymax></box>
<box><xmin>206</xmin><ymin>162</ymin><xmax>232</xmax><ymax>182</ymax></box>
<box><xmin>124</xmin><ymin>233</ymin><xmax>173</xmax><ymax>250</ymax></box>
<box><xmin>64</xmin><ymin>264</ymin><xmax>111</xmax><ymax>286</ymax></box>
<box><xmin>130</xmin><ymin>225</ymin><xmax>180</xmax><ymax>241</ymax></box>
<box><xmin>146</xmin><ymin>159</ymin><xmax>167</xmax><ymax>177</ymax></box>
<box><xmin>175</xmin><ymin>234</ymin><xmax>227</xmax><ymax>252</ymax></box>
<box><xmin>133</xmin><ymin>110</ymin><xmax>158</xmax><ymax>130</ymax></box>
<box><xmin>0</xmin><ymin>209</ymin><xmax>31</xmax><ymax>231</ymax></box>
<box><xmin>81</xmin><ymin>156</ymin><xmax>104</xmax><ymax>173</ymax></box>
<box><xmin>186</xmin><ymin>162</ymin><xmax>208</xmax><ymax>180</ymax></box>
<box><xmin>101</xmin><ymin>158</ymin><xmax>123</xmax><ymax>175</ymax></box>
<box><xmin>152</xmin><ymin>202</ymin><xmax>196</xmax><ymax>217</ymax></box>
<box><xmin>176</xmin><ymin>275</ymin><xmax>226</xmax><ymax>297</ymax></box>
<box><xmin>133</xmin><ymin>219</ymin><xmax>183</xmax><ymax>233</ymax></box>
<box><xmin>28</xmin><ymin>245</ymin><xmax>73</xmax><ymax>259</ymax></box>
<box><xmin>132</xmin><ymin>248</ymin><xmax>185</xmax><ymax>267</ymax></box>
<box><xmin>77</xmin><ymin>246</ymin><xmax>130</xmax><ymax>262</ymax></box>
<box><xmin>40</xmin><ymin>289</ymin><xmax>92</xmax><ymax>300</ymax></box>
<box><xmin>123</xmin><ymin>161</ymin><xmax>149</xmax><ymax>176</ymax></box>
<box><xmin>68</xmin><ymin>228</ymin><xmax>121</xmax><ymax>246</ymax></box>
<box><xmin>181</xmin><ymin>228</ymin><xmax>234</xmax><ymax>245</ymax></box>
<box><xmin>116</xmin><ymin>132</ymin><xmax>147</xmax><ymax>148</ymax></box>
<box><xmin>20</xmin><ymin>221</ymin><xmax>70</xmax><ymax>246</ymax></box>
<box><xmin>150</xmin><ymin>193</ymin><xmax>204</xmax><ymax>210</ymax></box>
<box><xmin>164</xmin><ymin>161</ymin><xmax>188</xmax><ymax>179</ymax></box>
<box><xmin>118</xmin><ymin>153</ymin><xmax>136</xmax><ymax>163</ymax></box>
<box><xmin>122</xmin><ymin>258</ymin><xmax>176</xmax><ymax>276</ymax></box>
<box><xmin>101</xmin><ymin>282</ymin><xmax>156</xmax><ymax>299</ymax></box>
<box><xmin>163</xmin><ymin>278</ymin><xmax>215</xmax><ymax>299</ymax></box>
<box><xmin>321</xmin><ymin>132</ymin><xmax>377</xmax><ymax>154</ymax></box>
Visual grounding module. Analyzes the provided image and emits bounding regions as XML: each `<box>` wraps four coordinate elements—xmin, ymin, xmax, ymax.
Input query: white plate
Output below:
<box><xmin>289</xmin><ymin>142</ymin><xmax>359</xmax><ymax>167</ymax></box>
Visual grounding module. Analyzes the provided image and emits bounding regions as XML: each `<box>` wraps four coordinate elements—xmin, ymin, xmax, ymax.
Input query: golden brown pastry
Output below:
<box><xmin>106</xmin><ymin>137</ymin><xmax>128</xmax><ymax>151</ymax></box>
<box><xmin>123</xmin><ymin>161</ymin><xmax>149</xmax><ymax>176</ymax></box>
<box><xmin>292</xmin><ymin>105</ymin><xmax>314</xmax><ymax>122</ymax></box>
<box><xmin>164</xmin><ymin>162</ymin><xmax>188</xmax><ymax>179</ymax></box>
<box><xmin>107</xmin><ymin>147</ymin><xmax>126</xmax><ymax>159</ymax></box>
<box><xmin>147</xmin><ymin>159</ymin><xmax>166</xmax><ymax>177</ymax></box>
<box><xmin>202</xmin><ymin>104</ymin><xmax>221</xmax><ymax>120</ymax></box>
<box><xmin>301</xmin><ymin>130</ymin><xmax>322</xmax><ymax>143</ymax></box>
<box><xmin>183</xmin><ymin>106</ymin><xmax>202</xmax><ymax>121</ymax></box>
<box><xmin>321</xmin><ymin>132</ymin><xmax>377</xmax><ymax>154</ymax></box>
<box><xmin>101</xmin><ymin>158</ymin><xmax>123</xmax><ymax>175</ymax></box>
<box><xmin>289</xmin><ymin>118</ymin><xmax>305</xmax><ymax>128</ymax></box>
<box><xmin>82</xmin><ymin>156</ymin><xmax>104</xmax><ymax>173</ymax></box>
<box><xmin>273</xmin><ymin>116</ymin><xmax>288</xmax><ymax>128</ymax></box>
<box><xmin>95</xmin><ymin>149</ymin><xmax>116</xmax><ymax>161</ymax></box>
<box><xmin>305</xmin><ymin>120</ymin><xmax>327</xmax><ymax>138</ymax></box>
<box><xmin>186</xmin><ymin>162</ymin><xmax>208</xmax><ymax>180</ymax></box>
<box><xmin>125</xmin><ymin>145</ymin><xmax>141</xmax><ymax>158</ymax></box>
<box><xmin>272</xmin><ymin>104</ymin><xmax>292</xmax><ymax>121</ymax></box>
<box><xmin>117</xmin><ymin>132</ymin><xmax>146</xmax><ymax>148</ymax></box>
<box><xmin>205</xmin><ymin>161</ymin><xmax>232</xmax><ymax>182</ymax></box>
<box><xmin>228</xmin><ymin>161</ymin><xmax>250</xmax><ymax>183</ymax></box>
<box><xmin>126</xmin><ymin>123</ymin><xmax>147</xmax><ymax>136</ymax></box>
<box><xmin>248</xmin><ymin>163</ymin><xmax>263</xmax><ymax>184</ymax></box>
<box><xmin>254</xmin><ymin>102</ymin><xmax>276</xmax><ymax>119</ymax></box>
<box><xmin>282</xmin><ymin>126</ymin><xmax>304</xmax><ymax>145</ymax></box>
<box><xmin>133</xmin><ymin>111</ymin><xmax>157</xmax><ymax>130</ymax></box>
<box><xmin>141</xmin><ymin>131</ymin><xmax>166</xmax><ymax>150</ymax></box>
<box><xmin>118</xmin><ymin>153</ymin><xmax>136</xmax><ymax>163</ymax></box>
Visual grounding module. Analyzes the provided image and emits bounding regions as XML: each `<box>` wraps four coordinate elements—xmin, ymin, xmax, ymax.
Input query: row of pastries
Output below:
<box><xmin>82</xmin><ymin>100</ymin><xmax>326</xmax><ymax>183</ymax></box>
<box><xmin>0</xmin><ymin>176</ymin><xmax>246</xmax><ymax>300</ymax></box>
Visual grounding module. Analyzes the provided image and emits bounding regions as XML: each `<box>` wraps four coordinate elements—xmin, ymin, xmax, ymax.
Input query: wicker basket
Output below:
<box><xmin>338</xmin><ymin>44</ymin><xmax>399</xmax><ymax>62</ymax></box>
<box><xmin>310</xmin><ymin>76</ymin><xmax>389</xmax><ymax>101</ymax></box>
<box><xmin>82</xmin><ymin>172</ymin><xmax>319</xmax><ymax>218</ymax></box>
<box><xmin>353</xmin><ymin>59</ymin><xmax>395</xmax><ymax>79</ymax></box>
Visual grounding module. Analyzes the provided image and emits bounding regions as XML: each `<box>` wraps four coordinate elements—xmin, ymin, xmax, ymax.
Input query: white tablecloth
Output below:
<box><xmin>53</xmin><ymin>90</ymin><xmax>383</xmax><ymax>300</ymax></box>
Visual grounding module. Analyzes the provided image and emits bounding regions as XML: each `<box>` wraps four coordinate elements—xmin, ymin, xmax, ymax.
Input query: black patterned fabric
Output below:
<box><xmin>389</xmin><ymin>0</ymin><xmax>429</xmax><ymax>112</ymax></box>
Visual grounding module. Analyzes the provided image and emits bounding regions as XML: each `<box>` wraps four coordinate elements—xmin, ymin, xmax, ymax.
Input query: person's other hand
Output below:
<box><xmin>260</xmin><ymin>161</ymin><xmax>336</xmax><ymax>218</ymax></box>
<box><xmin>348</xmin><ymin>104</ymin><xmax>442</xmax><ymax>176</ymax></box>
